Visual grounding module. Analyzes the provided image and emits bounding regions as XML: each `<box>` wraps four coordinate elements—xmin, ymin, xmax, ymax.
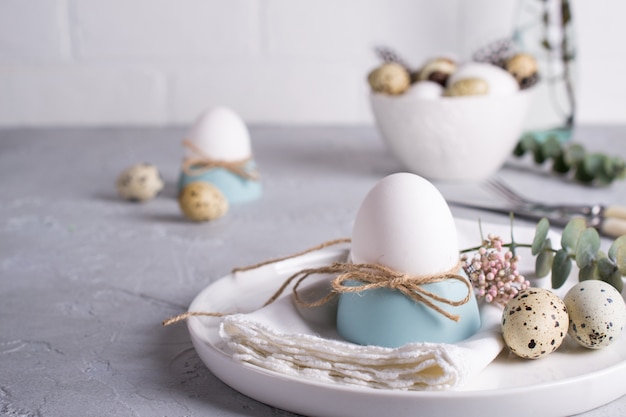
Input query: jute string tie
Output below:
<box><xmin>162</xmin><ymin>239</ymin><xmax>470</xmax><ymax>325</ymax></box>
<box><xmin>282</xmin><ymin>260</ymin><xmax>469</xmax><ymax>322</ymax></box>
<box><xmin>181</xmin><ymin>139</ymin><xmax>259</xmax><ymax>180</ymax></box>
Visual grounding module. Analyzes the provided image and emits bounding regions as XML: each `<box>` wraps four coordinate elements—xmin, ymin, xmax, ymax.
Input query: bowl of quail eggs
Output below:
<box><xmin>368</xmin><ymin>53</ymin><xmax>538</xmax><ymax>181</ymax></box>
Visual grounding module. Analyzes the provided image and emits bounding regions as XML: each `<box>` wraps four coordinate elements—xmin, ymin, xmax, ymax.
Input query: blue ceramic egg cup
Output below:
<box><xmin>336</xmin><ymin>279</ymin><xmax>481</xmax><ymax>348</ymax></box>
<box><xmin>178</xmin><ymin>161</ymin><xmax>262</xmax><ymax>204</ymax></box>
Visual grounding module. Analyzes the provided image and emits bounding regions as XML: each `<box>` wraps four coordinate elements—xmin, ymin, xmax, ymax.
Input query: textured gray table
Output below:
<box><xmin>1</xmin><ymin>125</ymin><xmax>626</xmax><ymax>417</ymax></box>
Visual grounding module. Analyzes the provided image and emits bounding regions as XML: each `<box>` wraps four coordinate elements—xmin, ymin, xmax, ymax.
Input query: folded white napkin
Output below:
<box><xmin>219</xmin><ymin>219</ymin><xmax>534</xmax><ymax>391</ymax></box>
<box><xmin>220</xmin><ymin>291</ymin><xmax>503</xmax><ymax>391</ymax></box>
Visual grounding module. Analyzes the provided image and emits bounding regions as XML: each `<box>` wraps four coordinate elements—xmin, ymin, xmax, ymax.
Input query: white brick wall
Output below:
<box><xmin>0</xmin><ymin>0</ymin><xmax>624</xmax><ymax>127</ymax></box>
<box><xmin>70</xmin><ymin>0</ymin><xmax>261</xmax><ymax>59</ymax></box>
<box><xmin>0</xmin><ymin>64</ymin><xmax>167</xmax><ymax>125</ymax></box>
<box><xmin>0</xmin><ymin>0</ymin><xmax>70</xmax><ymax>61</ymax></box>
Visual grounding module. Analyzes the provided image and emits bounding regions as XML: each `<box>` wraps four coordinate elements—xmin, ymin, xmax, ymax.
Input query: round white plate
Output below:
<box><xmin>186</xmin><ymin>223</ymin><xmax>626</xmax><ymax>417</ymax></box>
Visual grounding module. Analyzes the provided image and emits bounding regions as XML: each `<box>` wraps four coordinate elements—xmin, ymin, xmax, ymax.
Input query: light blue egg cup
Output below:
<box><xmin>336</xmin><ymin>278</ymin><xmax>481</xmax><ymax>348</ymax></box>
<box><xmin>178</xmin><ymin>160</ymin><xmax>262</xmax><ymax>204</ymax></box>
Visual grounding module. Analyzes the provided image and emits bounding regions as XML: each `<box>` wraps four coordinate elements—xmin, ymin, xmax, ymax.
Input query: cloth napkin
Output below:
<box><xmin>220</xmin><ymin>291</ymin><xmax>504</xmax><ymax>391</ymax></box>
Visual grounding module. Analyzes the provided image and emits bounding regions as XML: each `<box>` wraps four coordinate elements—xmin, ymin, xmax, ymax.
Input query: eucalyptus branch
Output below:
<box><xmin>462</xmin><ymin>216</ymin><xmax>626</xmax><ymax>296</ymax></box>
<box><xmin>513</xmin><ymin>135</ymin><xmax>626</xmax><ymax>185</ymax></box>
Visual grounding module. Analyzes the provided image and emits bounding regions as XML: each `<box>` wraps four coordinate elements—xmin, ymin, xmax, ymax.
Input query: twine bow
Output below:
<box><xmin>273</xmin><ymin>260</ymin><xmax>470</xmax><ymax>322</ymax></box>
<box><xmin>181</xmin><ymin>139</ymin><xmax>259</xmax><ymax>180</ymax></box>
<box><xmin>162</xmin><ymin>239</ymin><xmax>471</xmax><ymax>325</ymax></box>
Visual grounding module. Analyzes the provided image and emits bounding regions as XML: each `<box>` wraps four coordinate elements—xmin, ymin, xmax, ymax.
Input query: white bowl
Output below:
<box><xmin>370</xmin><ymin>89</ymin><xmax>534</xmax><ymax>181</ymax></box>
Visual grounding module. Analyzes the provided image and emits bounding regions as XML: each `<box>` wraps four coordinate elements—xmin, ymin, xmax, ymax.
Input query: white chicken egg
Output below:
<box><xmin>337</xmin><ymin>173</ymin><xmax>481</xmax><ymax>347</ymax></box>
<box><xmin>564</xmin><ymin>280</ymin><xmax>626</xmax><ymax>349</ymax></box>
<box><xmin>185</xmin><ymin>106</ymin><xmax>251</xmax><ymax>161</ymax></box>
<box><xmin>405</xmin><ymin>81</ymin><xmax>444</xmax><ymax>100</ymax></box>
<box><xmin>501</xmin><ymin>288</ymin><xmax>569</xmax><ymax>359</ymax></box>
<box><xmin>448</xmin><ymin>62</ymin><xmax>519</xmax><ymax>97</ymax></box>
<box><xmin>351</xmin><ymin>172</ymin><xmax>458</xmax><ymax>274</ymax></box>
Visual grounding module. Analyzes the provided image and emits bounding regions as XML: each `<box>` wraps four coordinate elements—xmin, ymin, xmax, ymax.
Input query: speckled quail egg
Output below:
<box><xmin>505</xmin><ymin>53</ymin><xmax>539</xmax><ymax>89</ymax></box>
<box><xmin>116</xmin><ymin>163</ymin><xmax>164</xmax><ymax>202</ymax></box>
<box><xmin>445</xmin><ymin>78</ymin><xmax>489</xmax><ymax>97</ymax></box>
<box><xmin>367</xmin><ymin>63</ymin><xmax>411</xmax><ymax>95</ymax></box>
<box><xmin>178</xmin><ymin>182</ymin><xmax>228</xmax><ymax>222</ymax></box>
<box><xmin>416</xmin><ymin>57</ymin><xmax>457</xmax><ymax>86</ymax></box>
<box><xmin>448</xmin><ymin>62</ymin><xmax>518</xmax><ymax>97</ymax></box>
<box><xmin>501</xmin><ymin>288</ymin><xmax>569</xmax><ymax>359</ymax></box>
<box><xmin>564</xmin><ymin>280</ymin><xmax>626</xmax><ymax>349</ymax></box>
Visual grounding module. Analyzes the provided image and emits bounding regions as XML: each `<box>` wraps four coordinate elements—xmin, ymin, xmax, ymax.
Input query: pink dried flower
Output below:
<box><xmin>461</xmin><ymin>234</ymin><xmax>530</xmax><ymax>306</ymax></box>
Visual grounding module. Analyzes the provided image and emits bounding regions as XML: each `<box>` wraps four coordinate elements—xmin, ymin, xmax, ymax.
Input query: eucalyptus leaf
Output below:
<box><xmin>608</xmin><ymin>157</ymin><xmax>626</xmax><ymax>180</ymax></box>
<box><xmin>532</xmin><ymin>218</ymin><xmax>550</xmax><ymax>256</ymax></box>
<box><xmin>603</xmin><ymin>157</ymin><xmax>618</xmax><ymax>178</ymax></box>
<box><xmin>561</xmin><ymin>217</ymin><xmax>586</xmax><ymax>251</ymax></box>
<box><xmin>597</xmin><ymin>256</ymin><xmax>616</xmax><ymax>280</ymax></box>
<box><xmin>583</xmin><ymin>153</ymin><xmax>605</xmax><ymax>177</ymax></box>
<box><xmin>512</xmin><ymin>137</ymin><xmax>626</xmax><ymax>185</ymax></box>
<box><xmin>575</xmin><ymin>228</ymin><xmax>601</xmax><ymax>268</ymax></box>
<box><xmin>513</xmin><ymin>142</ymin><xmax>525</xmax><ymax>157</ymax></box>
<box><xmin>542</xmin><ymin>136</ymin><xmax>562</xmax><ymax>159</ymax></box>
<box><xmin>614</xmin><ymin>158</ymin><xmax>626</xmax><ymax>179</ymax></box>
<box><xmin>536</xmin><ymin>246</ymin><xmax>554</xmax><ymax>278</ymax></box>
<box><xmin>564</xmin><ymin>143</ymin><xmax>585</xmax><ymax>166</ymax></box>
<box><xmin>593</xmin><ymin>156</ymin><xmax>614</xmax><ymax>185</ymax></box>
<box><xmin>608</xmin><ymin>236</ymin><xmax>626</xmax><ymax>274</ymax></box>
<box><xmin>514</xmin><ymin>134</ymin><xmax>537</xmax><ymax>156</ymax></box>
<box><xmin>533</xmin><ymin>147</ymin><xmax>547</xmax><ymax>164</ymax></box>
<box><xmin>574</xmin><ymin>165</ymin><xmax>595</xmax><ymax>184</ymax></box>
<box><xmin>579</xmin><ymin>263</ymin><xmax>598</xmax><ymax>281</ymax></box>
<box><xmin>552</xmin><ymin>153</ymin><xmax>570</xmax><ymax>174</ymax></box>
<box><xmin>551</xmin><ymin>249</ymin><xmax>572</xmax><ymax>289</ymax></box>
<box><xmin>604</xmin><ymin>270</ymin><xmax>624</xmax><ymax>293</ymax></box>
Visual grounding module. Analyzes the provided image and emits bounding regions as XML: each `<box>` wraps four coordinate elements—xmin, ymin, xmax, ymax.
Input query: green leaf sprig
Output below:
<box><xmin>531</xmin><ymin>217</ymin><xmax>626</xmax><ymax>292</ymax></box>
<box><xmin>462</xmin><ymin>216</ymin><xmax>626</xmax><ymax>296</ymax></box>
<box><xmin>513</xmin><ymin>135</ymin><xmax>626</xmax><ymax>186</ymax></box>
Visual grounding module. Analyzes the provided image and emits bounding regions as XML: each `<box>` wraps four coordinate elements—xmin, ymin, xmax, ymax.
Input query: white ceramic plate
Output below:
<box><xmin>187</xmin><ymin>220</ymin><xmax>626</xmax><ymax>417</ymax></box>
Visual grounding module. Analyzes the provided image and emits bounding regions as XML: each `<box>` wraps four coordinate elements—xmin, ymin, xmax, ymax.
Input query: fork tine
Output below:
<box><xmin>485</xmin><ymin>178</ymin><xmax>530</xmax><ymax>206</ymax></box>
<box><xmin>485</xmin><ymin>178</ymin><xmax>598</xmax><ymax>219</ymax></box>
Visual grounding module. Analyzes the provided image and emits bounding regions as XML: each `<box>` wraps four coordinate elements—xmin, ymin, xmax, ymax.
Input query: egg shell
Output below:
<box><xmin>185</xmin><ymin>107</ymin><xmax>252</xmax><ymax>161</ymax></box>
<box><xmin>448</xmin><ymin>62</ymin><xmax>519</xmax><ymax>97</ymax></box>
<box><xmin>564</xmin><ymin>280</ymin><xmax>626</xmax><ymax>349</ymax></box>
<box><xmin>501</xmin><ymin>288</ymin><xmax>568</xmax><ymax>359</ymax></box>
<box><xmin>417</xmin><ymin>57</ymin><xmax>457</xmax><ymax>86</ymax></box>
<box><xmin>116</xmin><ymin>163</ymin><xmax>164</xmax><ymax>202</ymax></box>
<box><xmin>337</xmin><ymin>173</ymin><xmax>481</xmax><ymax>347</ymax></box>
<box><xmin>351</xmin><ymin>173</ymin><xmax>458</xmax><ymax>274</ymax></box>
<box><xmin>405</xmin><ymin>81</ymin><xmax>444</xmax><ymax>100</ymax></box>
<box><xmin>367</xmin><ymin>63</ymin><xmax>411</xmax><ymax>95</ymax></box>
<box><xmin>445</xmin><ymin>78</ymin><xmax>489</xmax><ymax>97</ymax></box>
<box><xmin>178</xmin><ymin>182</ymin><xmax>229</xmax><ymax>222</ymax></box>
<box><xmin>505</xmin><ymin>53</ymin><xmax>539</xmax><ymax>85</ymax></box>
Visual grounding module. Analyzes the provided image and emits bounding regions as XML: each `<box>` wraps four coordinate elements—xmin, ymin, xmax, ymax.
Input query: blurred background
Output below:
<box><xmin>0</xmin><ymin>0</ymin><xmax>624</xmax><ymax>128</ymax></box>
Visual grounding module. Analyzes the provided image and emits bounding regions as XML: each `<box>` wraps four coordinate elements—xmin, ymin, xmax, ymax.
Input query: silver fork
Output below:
<box><xmin>483</xmin><ymin>178</ymin><xmax>626</xmax><ymax>236</ymax></box>
<box><xmin>484</xmin><ymin>178</ymin><xmax>602</xmax><ymax>217</ymax></box>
